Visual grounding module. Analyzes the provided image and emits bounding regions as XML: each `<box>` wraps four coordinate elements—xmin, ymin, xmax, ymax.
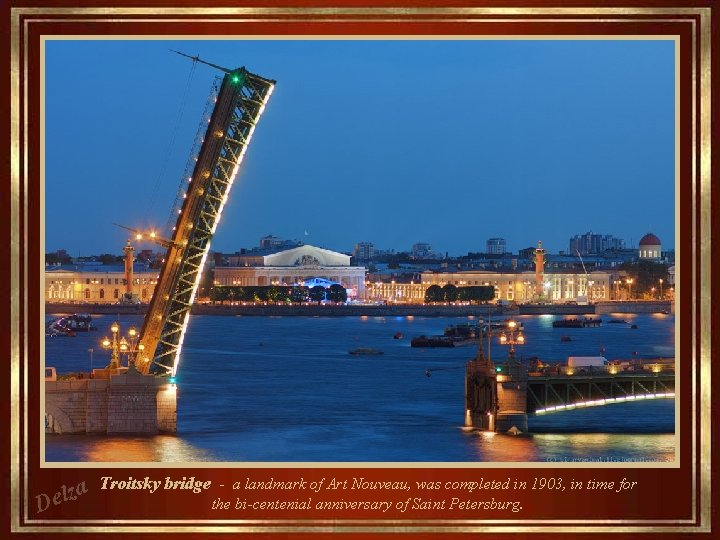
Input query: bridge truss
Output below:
<box><xmin>136</xmin><ymin>65</ymin><xmax>275</xmax><ymax>376</ymax></box>
<box><xmin>526</xmin><ymin>373</ymin><xmax>675</xmax><ymax>414</ymax></box>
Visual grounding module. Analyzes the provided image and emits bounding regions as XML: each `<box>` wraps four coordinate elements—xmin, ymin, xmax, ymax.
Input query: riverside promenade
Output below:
<box><xmin>45</xmin><ymin>301</ymin><xmax>673</xmax><ymax>318</ymax></box>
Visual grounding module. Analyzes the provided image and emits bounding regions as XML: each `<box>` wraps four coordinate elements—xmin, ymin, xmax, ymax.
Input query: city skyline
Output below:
<box><xmin>47</xmin><ymin>228</ymin><xmax>671</xmax><ymax>262</ymax></box>
<box><xmin>45</xmin><ymin>39</ymin><xmax>674</xmax><ymax>256</ymax></box>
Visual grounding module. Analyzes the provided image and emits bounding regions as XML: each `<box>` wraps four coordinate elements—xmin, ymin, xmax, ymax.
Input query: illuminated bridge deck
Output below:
<box><xmin>526</xmin><ymin>372</ymin><xmax>675</xmax><ymax>415</ymax></box>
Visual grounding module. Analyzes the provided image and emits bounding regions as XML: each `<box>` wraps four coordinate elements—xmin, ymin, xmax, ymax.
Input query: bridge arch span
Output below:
<box><xmin>533</xmin><ymin>392</ymin><xmax>675</xmax><ymax>415</ymax></box>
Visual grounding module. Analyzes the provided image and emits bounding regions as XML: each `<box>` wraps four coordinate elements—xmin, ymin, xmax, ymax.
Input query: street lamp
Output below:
<box><xmin>499</xmin><ymin>320</ymin><xmax>525</xmax><ymax>359</ymax></box>
<box><xmin>101</xmin><ymin>322</ymin><xmax>145</xmax><ymax>370</ymax></box>
<box><xmin>659</xmin><ymin>278</ymin><xmax>664</xmax><ymax>299</ymax></box>
<box><xmin>626</xmin><ymin>278</ymin><xmax>634</xmax><ymax>300</ymax></box>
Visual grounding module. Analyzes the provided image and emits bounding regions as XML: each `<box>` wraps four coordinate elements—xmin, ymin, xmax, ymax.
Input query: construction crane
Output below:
<box><xmin>134</xmin><ymin>53</ymin><xmax>276</xmax><ymax>376</ymax></box>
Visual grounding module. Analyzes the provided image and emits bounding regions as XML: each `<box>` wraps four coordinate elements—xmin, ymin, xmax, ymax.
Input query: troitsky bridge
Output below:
<box><xmin>44</xmin><ymin>53</ymin><xmax>675</xmax><ymax>436</ymax></box>
<box><xmin>45</xmin><ymin>54</ymin><xmax>276</xmax><ymax>434</ymax></box>
<box><xmin>465</xmin><ymin>351</ymin><xmax>675</xmax><ymax>433</ymax></box>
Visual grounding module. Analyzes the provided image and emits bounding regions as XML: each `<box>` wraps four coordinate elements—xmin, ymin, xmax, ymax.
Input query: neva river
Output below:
<box><xmin>44</xmin><ymin>312</ymin><xmax>676</xmax><ymax>463</ymax></box>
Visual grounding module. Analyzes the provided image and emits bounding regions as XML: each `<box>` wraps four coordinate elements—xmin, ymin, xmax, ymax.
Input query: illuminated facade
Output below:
<box><xmin>214</xmin><ymin>245</ymin><xmax>367</xmax><ymax>298</ymax></box>
<box><xmin>365</xmin><ymin>281</ymin><xmax>425</xmax><ymax>304</ymax></box>
<box><xmin>421</xmin><ymin>270</ymin><xmax>612</xmax><ymax>303</ymax></box>
<box><xmin>45</xmin><ymin>264</ymin><xmax>158</xmax><ymax>303</ymax></box>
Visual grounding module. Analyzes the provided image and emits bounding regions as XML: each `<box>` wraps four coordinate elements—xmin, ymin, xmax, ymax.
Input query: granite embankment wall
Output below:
<box><xmin>45</xmin><ymin>301</ymin><xmax>673</xmax><ymax>318</ymax></box>
<box><xmin>45</xmin><ymin>368</ymin><xmax>177</xmax><ymax>434</ymax></box>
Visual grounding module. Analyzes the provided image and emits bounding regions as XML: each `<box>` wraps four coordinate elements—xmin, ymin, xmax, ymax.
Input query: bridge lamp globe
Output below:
<box><xmin>101</xmin><ymin>337</ymin><xmax>111</xmax><ymax>349</ymax></box>
<box><xmin>499</xmin><ymin>333</ymin><xmax>508</xmax><ymax>345</ymax></box>
<box><xmin>111</xmin><ymin>322</ymin><xmax>119</xmax><ymax>335</ymax></box>
<box><xmin>128</xmin><ymin>327</ymin><xmax>137</xmax><ymax>340</ymax></box>
<box><xmin>507</xmin><ymin>320</ymin><xmax>517</xmax><ymax>330</ymax></box>
<box><xmin>516</xmin><ymin>332</ymin><xmax>525</xmax><ymax>345</ymax></box>
<box><xmin>119</xmin><ymin>338</ymin><xmax>128</xmax><ymax>353</ymax></box>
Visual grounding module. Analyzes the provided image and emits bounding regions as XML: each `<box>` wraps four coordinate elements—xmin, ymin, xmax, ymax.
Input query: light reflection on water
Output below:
<box><xmin>45</xmin><ymin>313</ymin><xmax>675</xmax><ymax>463</ymax></box>
<box><xmin>46</xmin><ymin>434</ymin><xmax>217</xmax><ymax>462</ymax></box>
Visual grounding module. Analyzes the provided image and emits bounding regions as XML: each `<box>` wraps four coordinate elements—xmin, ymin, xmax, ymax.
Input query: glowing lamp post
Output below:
<box><xmin>101</xmin><ymin>322</ymin><xmax>146</xmax><ymax>370</ymax></box>
<box><xmin>499</xmin><ymin>320</ymin><xmax>525</xmax><ymax>360</ymax></box>
<box><xmin>659</xmin><ymin>278</ymin><xmax>664</xmax><ymax>299</ymax></box>
<box><xmin>626</xmin><ymin>278</ymin><xmax>634</xmax><ymax>300</ymax></box>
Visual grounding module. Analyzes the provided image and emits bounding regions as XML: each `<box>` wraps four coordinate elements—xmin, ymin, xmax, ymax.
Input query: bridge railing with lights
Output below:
<box><xmin>134</xmin><ymin>64</ymin><xmax>275</xmax><ymax>377</ymax></box>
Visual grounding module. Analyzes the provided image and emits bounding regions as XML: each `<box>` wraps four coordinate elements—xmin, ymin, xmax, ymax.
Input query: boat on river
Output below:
<box><xmin>410</xmin><ymin>335</ymin><xmax>455</xmax><ymax>348</ymax></box>
<box><xmin>552</xmin><ymin>317</ymin><xmax>602</xmax><ymax>328</ymax></box>
<box><xmin>349</xmin><ymin>348</ymin><xmax>384</xmax><ymax>356</ymax></box>
<box><xmin>49</xmin><ymin>313</ymin><xmax>96</xmax><ymax>332</ymax></box>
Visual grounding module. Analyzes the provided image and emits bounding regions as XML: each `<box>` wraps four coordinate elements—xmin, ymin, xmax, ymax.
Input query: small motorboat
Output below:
<box><xmin>349</xmin><ymin>348</ymin><xmax>384</xmax><ymax>356</ymax></box>
<box><xmin>560</xmin><ymin>336</ymin><xmax>572</xmax><ymax>342</ymax></box>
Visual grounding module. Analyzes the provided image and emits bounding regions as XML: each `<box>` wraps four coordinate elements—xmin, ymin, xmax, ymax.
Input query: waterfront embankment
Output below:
<box><xmin>45</xmin><ymin>301</ymin><xmax>672</xmax><ymax>318</ymax></box>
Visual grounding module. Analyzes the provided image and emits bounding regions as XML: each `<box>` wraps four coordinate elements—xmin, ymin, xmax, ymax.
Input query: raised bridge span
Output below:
<box><xmin>45</xmin><ymin>57</ymin><xmax>276</xmax><ymax>434</ymax></box>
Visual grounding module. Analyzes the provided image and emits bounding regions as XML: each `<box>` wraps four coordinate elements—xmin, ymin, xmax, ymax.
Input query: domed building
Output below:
<box><xmin>638</xmin><ymin>233</ymin><xmax>662</xmax><ymax>260</ymax></box>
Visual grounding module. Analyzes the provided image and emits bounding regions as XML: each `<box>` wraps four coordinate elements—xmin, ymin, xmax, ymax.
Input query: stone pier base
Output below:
<box><xmin>45</xmin><ymin>365</ymin><xmax>177</xmax><ymax>434</ymax></box>
<box><xmin>495</xmin><ymin>412</ymin><xmax>529</xmax><ymax>434</ymax></box>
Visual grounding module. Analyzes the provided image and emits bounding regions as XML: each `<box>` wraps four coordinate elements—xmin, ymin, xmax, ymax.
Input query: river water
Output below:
<box><xmin>44</xmin><ymin>312</ymin><xmax>676</xmax><ymax>463</ymax></box>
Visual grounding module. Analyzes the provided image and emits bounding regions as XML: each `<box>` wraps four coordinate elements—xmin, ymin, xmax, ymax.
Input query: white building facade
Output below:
<box><xmin>213</xmin><ymin>245</ymin><xmax>367</xmax><ymax>298</ymax></box>
<box><xmin>45</xmin><ymin>264</ymin><xmax>158</xmax><ymax>303</ymax></box>
<box><xmin>421</xmin><ymin>270</ymin><xmax>612</xmax><ymax>303</ymax></box>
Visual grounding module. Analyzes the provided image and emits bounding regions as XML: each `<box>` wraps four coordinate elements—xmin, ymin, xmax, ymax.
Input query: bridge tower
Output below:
<box><xmin>464</xmin><ymin>340</ymin><xmax>497</xmax><ymax>431</ymax></box>
<box><xmin>135</xmin><ymin>59</ymin><xmax>276</xmax><ymax>376</ymax></box>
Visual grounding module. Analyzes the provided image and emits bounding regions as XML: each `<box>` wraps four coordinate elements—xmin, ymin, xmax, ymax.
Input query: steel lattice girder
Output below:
<box><xmin>526</xmin><ymin>374</ymin><xmax>675</xmax><ymax>412</ymax></box>
<box><xmin>137</xmin><ymin>69</ymin><xmax>275</xmax><ymax>376</ymax></box>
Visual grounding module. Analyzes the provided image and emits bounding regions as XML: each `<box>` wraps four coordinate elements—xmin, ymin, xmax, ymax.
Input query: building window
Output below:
<box><xmin>115</xmin><ymin>278</ymin><xmax>119</xmax><ymax>284</ymax></box>
<box><xmin>99</xmin><ymin>289</ymin><xmax>105</xmax><ymax>299</ymax></box>
<box><xmin>142</xmin><ymin>289</ymin><xmax>147</xmax><ymax>299</ymax></box>
<box><xmin>113</xmin><ymin>289</ymin><xmax>119</xmax><ymax>299</ymax></box>
<box><xmin>86</xmin><ymin>278</ymin><xmax>90</xmax><ymax>284</ymax></box>
<box><xmin>84</xmin><ymin>288</ymin><xmax>90</xmax><ymax>299</ymax></box>
<box><xmin>100</xmin><ymin>278</ymin><xmax>104</xmax><ymax>285</ymax></box>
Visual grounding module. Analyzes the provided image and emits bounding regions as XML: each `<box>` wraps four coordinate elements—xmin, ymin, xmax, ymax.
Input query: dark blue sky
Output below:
<box><xmin>45</xmin><ymin>39</ymin><xmax>675</xmax><ymax>257</ymax></box>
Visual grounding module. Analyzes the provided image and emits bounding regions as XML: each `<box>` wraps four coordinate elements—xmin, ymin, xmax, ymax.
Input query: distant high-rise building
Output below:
<box><xmin>569</xmin><ymin>232</ymin><xmax>625</xmax><ymax>255</ymax></box>
<box><xmin>353</xmin><ymin>242</ymin><xmax>375</xmax><ymax>261</ymax></box>
<box><xmin>259</xmin><ymin>235</ymin><xmax>302</xmax><ymax>251</ymax></box>
<box><xmin>486</xmin><ymin>237</ymin><xmax>506</xmax><ymax>254</ymax></box>
<box><xmin>412</xmin><ymin>243</ymin><xmax>433</xmax><ymax>259</ymax></box>
<box><xmin>260</xmin><ymin>235</ymin><xmax>284</xmax><ymax>249</ymax></box>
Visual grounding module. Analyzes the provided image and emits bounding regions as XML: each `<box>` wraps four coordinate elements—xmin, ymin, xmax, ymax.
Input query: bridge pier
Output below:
<box><xmin>464</xmin><ymin>349</ymin><xmax>497</xmax><ymax>431</ymax></box>
<box><xmin>465</xmin><ymin>349</ymin><xmax>529</xmax><ymax>434</ymax></box>
<box><xmin>45</xmin><ymin>364</ymin><xmax>177</xmax><ymax>434</ymax></box>
<box><xmin>495</xmin><ymin>357</ymin><xmax>529</xmax><ymax>434</ymax></box>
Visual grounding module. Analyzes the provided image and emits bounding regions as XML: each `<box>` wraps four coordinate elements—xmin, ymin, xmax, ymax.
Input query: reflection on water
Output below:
<box><xmin>45</xmin><ymin>314</ymin><xmax>676</xmax><ymax>463</ymax></box>
<box><xmin>47</xmin><ymin>434</ymin><xmax>217</xmax><ymax>462</ymax></box>
<box><xmin>466</xmin><ymin>431</ymin><xmax>675</xmax><ymax>463</ymax></box>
